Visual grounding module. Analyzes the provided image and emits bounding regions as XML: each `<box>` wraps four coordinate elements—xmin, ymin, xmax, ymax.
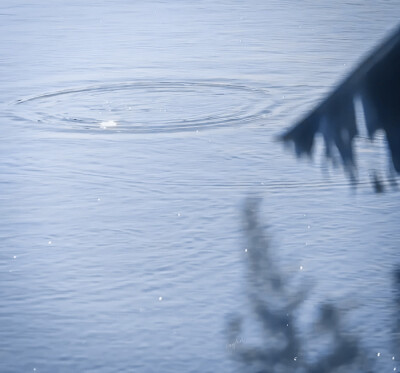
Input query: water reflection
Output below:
<box><xmin>228</xmin><ymin>198</ymin><xmax>399</xmax><ymax>372</ymax></box>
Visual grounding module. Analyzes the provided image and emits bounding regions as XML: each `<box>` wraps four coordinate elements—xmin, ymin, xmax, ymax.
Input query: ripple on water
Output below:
<box><xmin>12</xmin><ymin>80</ymin><xmax>275</xmax><ymax>134</ymax></box>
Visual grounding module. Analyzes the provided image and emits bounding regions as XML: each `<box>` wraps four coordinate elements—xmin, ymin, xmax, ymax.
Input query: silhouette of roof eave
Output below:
<box><xmin>281</xmin><ymin>24</ymin><xmax>400</xmax><ymax>178</ymax></box>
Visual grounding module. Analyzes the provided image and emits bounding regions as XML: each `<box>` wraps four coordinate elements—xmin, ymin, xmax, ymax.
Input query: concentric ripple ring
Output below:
<box><xmin>13</xmin><ymin>80</ymin><xmax>274</xmax><ymax>134</ymax></box>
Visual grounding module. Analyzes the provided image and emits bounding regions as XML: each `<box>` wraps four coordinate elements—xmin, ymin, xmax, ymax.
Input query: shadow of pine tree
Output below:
<box><xmin>226</xmin><ymin>197</ymin><xmax>392</xmax><ymax>373</ymax></box>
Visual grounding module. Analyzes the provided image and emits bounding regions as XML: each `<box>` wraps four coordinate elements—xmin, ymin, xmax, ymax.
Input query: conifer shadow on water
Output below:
<box><xmin>227</xmin><ymin>197</ymin><xmax>399</xmax><ymax>373</ymax></box>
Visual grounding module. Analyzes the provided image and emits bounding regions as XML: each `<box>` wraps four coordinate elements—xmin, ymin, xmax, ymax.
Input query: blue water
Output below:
<box><xmin>1</xmin><ymin>1</ymin><xmax>399</xmax><ymax>372</ymax></box>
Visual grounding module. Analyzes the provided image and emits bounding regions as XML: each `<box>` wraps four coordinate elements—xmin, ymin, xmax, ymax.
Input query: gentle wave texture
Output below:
<box><xmin>0</xmin><ymin>1</ymin><xmax>399</xmax><ymax>372</ymax></box>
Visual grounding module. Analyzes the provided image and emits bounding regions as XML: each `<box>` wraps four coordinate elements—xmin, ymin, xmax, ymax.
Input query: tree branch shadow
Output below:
<box><xmin>227</xmin><ymin>197</ymin><xmax>399</xmax><ymax>373</ymax></box>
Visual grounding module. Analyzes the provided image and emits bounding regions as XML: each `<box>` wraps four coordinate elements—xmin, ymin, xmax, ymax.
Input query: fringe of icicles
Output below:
<box><xmin>281</xmin><ymin>25</ymin><xmax>400</xmax><ymax>189</ymax></box>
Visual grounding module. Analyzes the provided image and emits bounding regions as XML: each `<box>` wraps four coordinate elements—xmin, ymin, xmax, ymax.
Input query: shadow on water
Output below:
<box><xmin>227</xmin><ymin>197</ymin><xmax>399</xmax><ymax>373</ymax></box>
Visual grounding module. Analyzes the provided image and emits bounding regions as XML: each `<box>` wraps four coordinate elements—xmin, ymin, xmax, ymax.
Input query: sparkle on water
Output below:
<box><xmin>100</xmin><ymin>120</ymin><xmax>118</xmax><ymax>129</ymax></box>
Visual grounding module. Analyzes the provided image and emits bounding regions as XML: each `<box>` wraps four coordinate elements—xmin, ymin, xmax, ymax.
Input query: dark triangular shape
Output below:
<box><xmin>281</xmin><ymin>25</ymin><xmax>400</xmax><ymax>178</ymax></box>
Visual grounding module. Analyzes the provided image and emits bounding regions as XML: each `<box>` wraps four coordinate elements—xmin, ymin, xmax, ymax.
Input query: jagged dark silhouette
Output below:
<box><xmin>280</xmin><ymin>25</ymin><xmax>400</xmax><ymax>184</ymax></box>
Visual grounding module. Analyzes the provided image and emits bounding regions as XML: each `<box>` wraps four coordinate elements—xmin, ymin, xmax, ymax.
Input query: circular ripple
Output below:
<box><xmin>14</xmin><ymin>81</ymin><xmax>274</xmax><ymax>133</ymax></box>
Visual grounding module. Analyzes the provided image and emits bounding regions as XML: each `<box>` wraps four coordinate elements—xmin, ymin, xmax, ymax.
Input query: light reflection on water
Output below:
<box><xmin>0</xmin><ymin>1</ymin><xmax>399</xmax><ymax>372</ymax></box>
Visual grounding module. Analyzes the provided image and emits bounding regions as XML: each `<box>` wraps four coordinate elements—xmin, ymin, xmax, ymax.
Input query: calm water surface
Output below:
<box><xmin>1</xmin><ymin>1</ymin><xmax>399</xmax><ymax>372</ymax></box>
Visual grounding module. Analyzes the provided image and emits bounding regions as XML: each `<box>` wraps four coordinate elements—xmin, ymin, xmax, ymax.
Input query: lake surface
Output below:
<box><xmin>1</xmin><ymin>1</ymin><xmax>399</xmax><ymax>372</ymax></box>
